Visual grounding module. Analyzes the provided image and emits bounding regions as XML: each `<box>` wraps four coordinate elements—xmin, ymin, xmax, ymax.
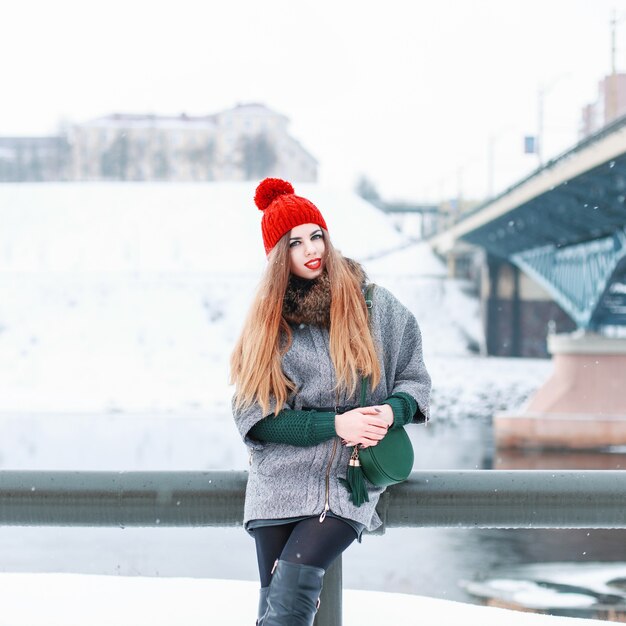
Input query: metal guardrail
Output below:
<box><xmin>2</xmin><ymin>469</ymin><xmax>626</xmax><ymax>625</ymax></box>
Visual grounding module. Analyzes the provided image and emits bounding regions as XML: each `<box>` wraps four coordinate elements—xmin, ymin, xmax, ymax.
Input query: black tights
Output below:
<box><xmin>253</xmin><ymin>517</ymin><xmax>357</xmax><ymax>587</ymax></box>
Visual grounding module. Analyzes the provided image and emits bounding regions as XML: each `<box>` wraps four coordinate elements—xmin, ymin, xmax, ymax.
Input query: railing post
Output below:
<box><xmin>314</xmin><ymin>555</ymin><xmax>341</xmax><ymax>626</ymax></box>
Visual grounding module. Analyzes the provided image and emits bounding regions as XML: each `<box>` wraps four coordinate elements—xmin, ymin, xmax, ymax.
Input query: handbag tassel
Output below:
<box><xmin>344</xmin><ymin>446</ymin><xmax>369</xmax><ymax>506</ymax></box>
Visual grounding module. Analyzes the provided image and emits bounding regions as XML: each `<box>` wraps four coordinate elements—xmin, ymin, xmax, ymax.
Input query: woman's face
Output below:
<box><xmin>288</xmin><ymin>223</ymin><xmax>326</xmax><ymax>279</ymax></box>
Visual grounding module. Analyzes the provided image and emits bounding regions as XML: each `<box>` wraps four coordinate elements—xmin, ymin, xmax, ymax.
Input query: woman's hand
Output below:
<box><xmin>335</xmin><ymin>407</ymin><xmax>389</xmax><ymax>448</ymax></box>
<box><xmin>373</xmin><ymin>404</ymin><xmax>394</xmax><ymax>428</ymax></box>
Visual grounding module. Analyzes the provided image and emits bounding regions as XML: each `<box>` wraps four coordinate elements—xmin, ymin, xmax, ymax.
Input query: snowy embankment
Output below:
<box><xmin>0</xmin><ymin>573</ymin><xmax>606</xmax><ymax>626</ymax></box>
<box><xmin>0</xmin><ymin>182</ymin><xmax>549</xmax><ymax>420</ymax></box>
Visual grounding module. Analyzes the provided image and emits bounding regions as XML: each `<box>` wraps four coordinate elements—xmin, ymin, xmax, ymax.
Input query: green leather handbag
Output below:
<box><xmin>357</xmin><ymin>285</ymin><xmax>414</xmax><ymax>488</ymax></box>
<box><xmin>358</xmin><ymin>423</ymin><xmax>414</xmax><ymax>487</ymax></box>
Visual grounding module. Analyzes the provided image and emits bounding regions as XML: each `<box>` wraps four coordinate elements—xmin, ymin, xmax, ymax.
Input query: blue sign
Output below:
<box><xmin>524</xmin><ymin>136</ymin><xmax>537</xmax><ymax>154</ymax></box>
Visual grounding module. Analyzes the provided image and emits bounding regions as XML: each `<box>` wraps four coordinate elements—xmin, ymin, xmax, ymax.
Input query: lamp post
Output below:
<box><xmin>487</xmin><ymin>132</ymin><xmax>496</xmax><ymax>198</ymax></box>
<box><xmin>608</xmin><ymin>9</ymin><xmax>626</xmax><ymax>123</ymax></box>
<box><xmin>487</xmin><ymin>126</ymin><xmax>514</xmax><ymax>198</ymax></box>
<box><xmin>536</xmin><ymin>74</ymin><xmax>567</xmax><ymax>166</ymax></box>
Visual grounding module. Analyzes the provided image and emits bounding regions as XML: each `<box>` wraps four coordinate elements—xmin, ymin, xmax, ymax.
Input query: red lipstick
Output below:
<box><xmin>304</xmin><ymin>258</ymin><xmax>322</xmax><ymax>270</ymax></box>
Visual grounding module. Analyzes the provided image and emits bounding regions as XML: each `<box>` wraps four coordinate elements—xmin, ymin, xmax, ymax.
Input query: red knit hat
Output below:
<box><xmin>254</xmin><ymin>178</ymin><xmax>328</xmax><ymax>255</ymax></box>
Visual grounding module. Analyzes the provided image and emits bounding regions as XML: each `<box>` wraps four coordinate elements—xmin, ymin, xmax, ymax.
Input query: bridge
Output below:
<box><xmin>429</xmin><ymin>115</ymin><xmax>626</xmax><ymax>449</ymax></box>
<box><xmin>432</xmin><ymin>113</ymin><xmax>626</xmax><ymax>332</ymax></box>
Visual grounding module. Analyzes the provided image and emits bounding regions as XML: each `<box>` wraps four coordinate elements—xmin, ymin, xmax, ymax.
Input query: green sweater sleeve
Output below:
<box><xmin>248</xmin><ymin>409</ymin><xmax>337</xmax><ymax>447</ymax></box>
<box><xmin>383</xmin><ymin>392</ymin><xmax>425</xmax><ymax>428</ymax></box>
<box><xmin>250</xmin><ymin>392</ymin><xmax>426</xmax><ymax>446</ymax></box>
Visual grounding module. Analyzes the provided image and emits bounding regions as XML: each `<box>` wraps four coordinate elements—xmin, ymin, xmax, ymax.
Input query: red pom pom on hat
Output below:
<box><xmin>254</xmin><ymin>177</ymin><xmax>329</xmax><ymax>255</ymax></box>
<box><xmin>254</xmin><ymin>178</ymin><xmax>295</xmax><ymax>211</ymax></box>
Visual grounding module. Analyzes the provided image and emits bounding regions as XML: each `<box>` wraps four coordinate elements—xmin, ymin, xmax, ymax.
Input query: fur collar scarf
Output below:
<box><xmin>282</xmin><ymin>258</ymin><xmax>366</xmax><ymax>328</ymax></box>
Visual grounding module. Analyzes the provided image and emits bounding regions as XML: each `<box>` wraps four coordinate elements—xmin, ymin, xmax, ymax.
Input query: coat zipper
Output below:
<box><xmin>319</xmin><ymin>436</ymin><xmax>338</xmax><ymax>522</ymax></box>
<box><xmin>320</xmin><ymin>338</ymin><xmax>341</xmax><ymax>523</ymax></box>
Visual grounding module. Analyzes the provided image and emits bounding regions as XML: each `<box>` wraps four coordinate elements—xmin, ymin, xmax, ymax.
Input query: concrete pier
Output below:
<box><xmin>495</xmin><ymin>332</ymin><xmax>626</xmax><ymax>449</ymax></box>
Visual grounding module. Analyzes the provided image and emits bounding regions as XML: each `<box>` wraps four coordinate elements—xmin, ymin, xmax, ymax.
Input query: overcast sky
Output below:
<box><xmin>4</xmin><ymin>0</ymin><xmax>626</xmax><ymax>201</ymax></box>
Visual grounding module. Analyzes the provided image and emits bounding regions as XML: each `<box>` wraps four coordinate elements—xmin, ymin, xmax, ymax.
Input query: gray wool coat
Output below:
<box><xmin>232</xmin><ymin>284</ymin><xmax>431</xmax><ymax>532</ymax></box>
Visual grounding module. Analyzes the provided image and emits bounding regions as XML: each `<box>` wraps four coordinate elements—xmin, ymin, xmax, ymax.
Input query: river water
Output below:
<box><xmin>1</xmin><ymin>412</ymin><xmax>625</xmax><ymax>610</ymax></box>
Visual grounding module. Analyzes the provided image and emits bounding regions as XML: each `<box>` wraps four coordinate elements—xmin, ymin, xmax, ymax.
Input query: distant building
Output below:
<box><xmin>69</xmin><ymin>113</ymin><xmax>218</xmax><ymax>182</ymax></box>
<box><xmin>580</xmin><ymin>73</ymin><xmax>626</xmax><ymax>138</ymax></box>
<box><xmin>0</xmin><ymin>136</ymin><xmax>71</xmax><ymax>182</ymax></box>
<box><xmin>212</xmin><ymin>104</ymin><xmax>317</xmax><ymax>182</ymax></box>
<box><xmin>0</xmin><ymin>103</ymin><xmax>317</xmax><ymax>183</ymax></box>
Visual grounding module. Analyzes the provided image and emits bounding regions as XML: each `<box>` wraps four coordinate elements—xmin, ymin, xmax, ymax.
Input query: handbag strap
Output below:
<box><xmin>342</xmin><ymin>283</ymin><xmax>376</xmax><ymax>507</ymax></box>
<box><xmin>359</xmin><ymin>284</ymin><xmax>374</xmax><ymax>407</ymax></box>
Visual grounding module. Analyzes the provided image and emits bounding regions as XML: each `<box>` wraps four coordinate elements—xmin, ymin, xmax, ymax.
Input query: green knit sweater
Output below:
<box><xmin>248</xmin><ymin>392</ymin><xmax>420</xmax><ymax>447</ymax></box>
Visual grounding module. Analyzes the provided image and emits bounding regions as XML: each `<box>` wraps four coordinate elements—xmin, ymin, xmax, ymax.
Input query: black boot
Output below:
<box><xmin>259</xmin><ymin>559</ymin><xmax>324</xmax><ymax>626</ymax></box>
<box><xmin>256</xmin><ymin>586</ymin><xmax>269</xmax><ymax>625</ymax></box>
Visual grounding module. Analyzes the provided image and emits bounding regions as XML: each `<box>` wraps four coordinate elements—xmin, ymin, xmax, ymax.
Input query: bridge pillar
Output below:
<box><xmin>495</xmin><ymin>332</ymin><xmax>626</xmax><ymax>449</ymax></box>
<box><xmin>484</xmin><ymin>255</ymin><xmax>576</xmax><ymax>357</ymax></box>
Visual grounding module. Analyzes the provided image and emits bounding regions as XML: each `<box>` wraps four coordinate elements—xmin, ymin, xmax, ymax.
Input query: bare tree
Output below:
<box><xmin>239</xmin><ymin>133</ymin><xmax>277</xmax><ymax>179</ymax></box>
<box><xmin>100</xmin><ymin>132</ymin><xmax>130</xmax><ymax>180</ymax></box>
<box><xmin>355</xmin><ymin>175</ymin><xmax>381</xmax><ymax>204</ymax></box>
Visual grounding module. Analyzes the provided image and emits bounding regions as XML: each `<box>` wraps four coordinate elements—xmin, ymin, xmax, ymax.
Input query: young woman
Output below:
<box><xmin>231</xmin><ymin>178</ymin><xmax>431</xmax><ymax>626</ymax></box>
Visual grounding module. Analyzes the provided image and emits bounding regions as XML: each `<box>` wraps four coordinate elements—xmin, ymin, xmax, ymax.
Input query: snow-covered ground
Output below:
<box><xmin>0</xmin><ymin>573</ymin><xmax>607</xmax><ymax>626</ymax></box>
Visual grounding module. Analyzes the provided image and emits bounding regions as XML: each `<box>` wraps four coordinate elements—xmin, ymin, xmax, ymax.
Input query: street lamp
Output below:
<box><xmin>487</xmin><ymin>126</ymin><xmax>514</xmax><ymax>198</ymax></box>
<box><xmin>608</xmin><ymin>9</ymin><xmax>626</xmax><ymax>122</ymax></box>
<box><xmin>536</xmin><ymin>73</ymin><xmax>568</xmax><ymax>166</ymax></box>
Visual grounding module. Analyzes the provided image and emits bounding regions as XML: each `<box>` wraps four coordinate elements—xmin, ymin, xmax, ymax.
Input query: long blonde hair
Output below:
<box><xmin>230</xmin><ymin>230</ymin><xmax>381</xmax><ymax>415</ymax></box>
